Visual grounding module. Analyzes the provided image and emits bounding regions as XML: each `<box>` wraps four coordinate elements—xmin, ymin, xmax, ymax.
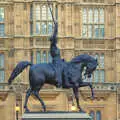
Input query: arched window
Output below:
<box><xmin>36</xmin><ymin>51</ymin><xmax>41</xmax><ymax>64</ymax></box>
<box><xmin>96</xmin><ymin>111</ymin><xmax>101</xmax><ymax>120</ymax></box>
<box><xmin>43</xmin><ymin>51</ymin><xmax>47</xmax><ymax>63</ymax></box>
<box><xmin>89</xmin><ymin>111</ymin><xmax>95</xmax><ymax>120</ymax></box>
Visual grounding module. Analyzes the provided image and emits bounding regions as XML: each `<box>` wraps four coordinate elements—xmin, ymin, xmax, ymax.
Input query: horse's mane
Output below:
<box><xmin>71</xmin><ymin>54</ymin><xmax>95</xmax><ymax>63</ymax></box>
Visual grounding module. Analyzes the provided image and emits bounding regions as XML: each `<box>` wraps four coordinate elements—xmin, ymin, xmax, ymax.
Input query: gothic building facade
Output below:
<box><xmin>0</xmin><ymin>0</ymin><xmax>120</xmax><ymax>120</ymax></box>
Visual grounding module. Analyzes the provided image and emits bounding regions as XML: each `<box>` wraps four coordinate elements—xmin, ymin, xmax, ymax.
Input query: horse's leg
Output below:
<box><xmin>34</xmin><ymin>90</ymin><xmax>46</xmax><ymax>112</ymax></box>
<box><xmin>24</xmin><ymin>88</ymin><xmax>32</xmax><ymax>112</ymax></box>
<box><xmin>73</xmin><ymin>87</ymin><xmax>85</xmax><ymax>113</ymax></box>
<box><xmin>79</xmin><ymin>82</ymin><xmax>94</xmax><ymax>99</ymax></box>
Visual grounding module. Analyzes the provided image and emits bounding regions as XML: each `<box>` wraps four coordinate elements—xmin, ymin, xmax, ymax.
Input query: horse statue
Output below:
<box><xmin>8</xmin><ymin>54</ymin><xmax>98</xmax><ymax>112</ymax></box>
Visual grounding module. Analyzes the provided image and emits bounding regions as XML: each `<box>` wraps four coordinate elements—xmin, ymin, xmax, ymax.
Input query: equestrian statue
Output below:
<box><xmin>8</xmin><ymin>21</ymin><xmax>98</xmax><ymax>113</ymax></box>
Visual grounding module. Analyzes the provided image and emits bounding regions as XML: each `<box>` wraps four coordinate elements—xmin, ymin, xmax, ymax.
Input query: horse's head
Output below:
<box><xmin>71</xmin><ymin>54</ymin><xmax>98</xmax><ymax>78</ymax></box>
<box><xmin>84</xmin><ymin>58</ymin><xmax>98</xmax><ymax>78</ymax></box>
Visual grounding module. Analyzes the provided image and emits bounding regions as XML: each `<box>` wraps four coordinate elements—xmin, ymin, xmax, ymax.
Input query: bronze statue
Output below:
<box><xmin>8</xmin><ymin>30</ymin><xmax>98</xmax><ymax>112</ymax></box>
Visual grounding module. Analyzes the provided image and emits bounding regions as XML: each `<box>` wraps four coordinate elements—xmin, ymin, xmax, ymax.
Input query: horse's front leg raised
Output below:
<box><xmin>73</xmin><ymin>87</ymin><xmax>85</xmax><ymax>113</ymax></box>
<box><xmin>79</xmin><ymin>82</ymin><xmax>94</xmax><ymax>99</ymax></box>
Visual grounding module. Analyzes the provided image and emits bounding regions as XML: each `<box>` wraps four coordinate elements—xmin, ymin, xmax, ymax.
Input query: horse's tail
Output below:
<box><xmin>8</xmin><ymin>61</ymin><xmax>33</xmax><ymax>85</ymax></box>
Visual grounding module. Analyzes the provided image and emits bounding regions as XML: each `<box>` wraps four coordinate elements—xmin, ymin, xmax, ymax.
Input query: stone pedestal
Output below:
<box><xmin>22</xmin><ymin>112</ymin><xmax>92</xmax><ymax>120</ymax></box>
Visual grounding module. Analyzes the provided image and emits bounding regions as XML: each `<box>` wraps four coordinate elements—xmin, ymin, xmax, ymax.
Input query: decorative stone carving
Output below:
<box><xmin>80</xmin><ymin>90</ymin><xmax>111</xmax><ymax>101</ymax></box>
<box><xmin>0</xmin><ymin>92</ymin><xmax>8</xmax><ymax>101</ymax></box>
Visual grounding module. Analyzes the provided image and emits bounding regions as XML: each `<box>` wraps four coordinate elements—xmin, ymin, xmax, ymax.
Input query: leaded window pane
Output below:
<box><xmin>43</xmin><ymin>51</ymin><xmax>47</xmax><ymax>63</ymax></box>
<box><xmin>99</xmin><ymin>54</ymin><xmax>104</xmax><ymax>68</ymax></box>
<box><xmin>48</xmin><ymin>52</ymin><xmax>52</xmax><ymax>63</ymax></box>
<box><xmin>48</xmin><ymin>22</ymin><xmax>52</xmax><ymax>34</ymax></box>
<box><xmin>88</xmin><ymin>25</ymin><xmax>92</xmax><ymax>38</ymax></box>
<box><xmin>94</xmin><ymin>25</ymin><xmax>99</xmax><ymax>38</ymax></box>
<box><xmin>83</xmin><ymin>8</ymin><xmax>87</xmax><ymax>23</ymax></box>
<box><xmin>94</xmin><ymin>8</ymin><xmax>98</xmax><ymax>23</ymax></box>
<box><xmin>99</xmin><ymin>25</ymin><xmax>104</xmax><ymax>38</ymax></box>
<box><xmin>0</xmin><ymin>54</ymin><xmax>4</xmax><ymax>68</ymax></box>
<box><xmin>100</xmin><ymin>70</ymin><xmax>104</xmax><ymax>82</ymax></box>
<box><xmin>82</xmin><ymin>67</ymin><xmax>87</xmax><ymax>82</ymax></box>
<box><xmin>0</xmin><ymin>24</ymin><xmax>4</xmax><ymax>36</ymax></box>
<box><xmin>36</xmin><ymin>22</ymin><xmax>40</xmax><ymax>34</ymax></box>
<box><xmin>36</xmin><ymin>5</ymin><xmax>40</xmax><ymax>20</ymax></box>
<box><xmin>82</xmin><ymin>25</ymin><xmax>87</xmax><ymax>37</ymax></box>
<box><xmin>100</xmin><ymin>8</ymin><xmax>104</xmax><ymax>23</ymax></box>
<box><xmin>88</xmin><ymin>9</ymin><xmax>93</xmax><ymax>23</ymax></box>
<box><xmin>36</xmin><ymin>51</ymin><xmax>41</xmax><ymax>64</ymax></box>
<box><xmin>96</xmin><ymin>111</ymin><xmax>101</xmax><ymax>120</ymax></box>
<box><xmin>41</xmin><ymin>22</ymin><xmax>47</xmax><ymax>34</ymax></box>
<box><xmin>94</xmin><ymin>53</ymin><xmax>99</xmax><ymax>68</ymax></box>
<box><xmin>94</xmin><ymin>54</ymin><xmax>99</xmax><ymax>59</ymax></box>
<box><xmin>94</xmin><ymin>70</ymin><xmax>99</xmax><ymax>82</ymax></box>
<box><xmin>0</xmin><ymin>70</ymin><xmax>4</xmax><ymax>82</ymax></box>
<box><xmin>0</xmin><ymin>8</ymin><xmax>4</xmax><ymax>22</ymax></box>
<box><xmin>42</xmin><ymin>6</ymin><xmax>47</xmax><ymax>20</ymax></box>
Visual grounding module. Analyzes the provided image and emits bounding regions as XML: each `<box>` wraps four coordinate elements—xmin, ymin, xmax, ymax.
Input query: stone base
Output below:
<box><xmin>22</xmin><ymin>112</ymin><xmax>92</xmax><ymax>120</ymax></box>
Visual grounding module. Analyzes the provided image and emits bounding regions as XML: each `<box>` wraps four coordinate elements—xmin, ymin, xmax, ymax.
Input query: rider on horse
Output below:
<box><xmin>49</xmin><ymin>22</ymin><xmax>64</xmax><ymax>87</ymax></box>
